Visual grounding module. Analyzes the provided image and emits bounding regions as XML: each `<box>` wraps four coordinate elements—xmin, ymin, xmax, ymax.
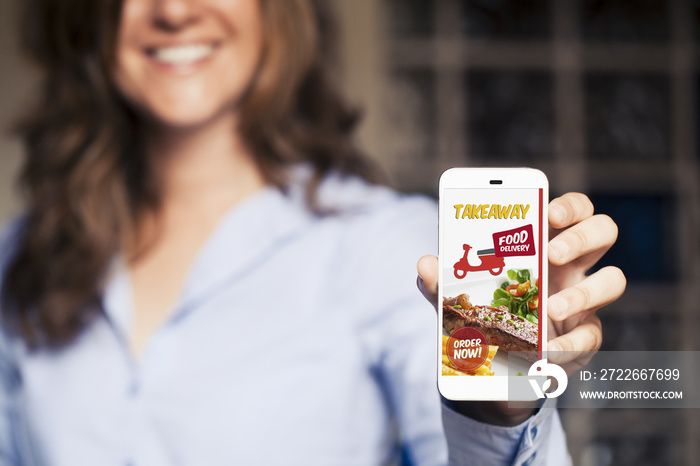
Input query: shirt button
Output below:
<box><xmin>522</xmin><ymin>452</ymin><xmax>537</xmax><ymax>465</ymax></box>
<box><xmin>127</xmin><ymin>380</ymin><xmax>140</xmax><ymax>397</ymax></box>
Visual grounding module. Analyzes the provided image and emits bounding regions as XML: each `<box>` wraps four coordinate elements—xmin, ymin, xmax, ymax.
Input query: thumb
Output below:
<box><xmin>417</xmin><ymin>255</ymin><xmax>438</xmax><ymax>310</ymax></box>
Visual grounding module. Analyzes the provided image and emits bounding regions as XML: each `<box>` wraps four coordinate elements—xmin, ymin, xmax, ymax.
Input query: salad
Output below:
<box><xmin>492</xmin><ymin>269</ymin><xmax>539</xmax><ymax>323</ymax></box>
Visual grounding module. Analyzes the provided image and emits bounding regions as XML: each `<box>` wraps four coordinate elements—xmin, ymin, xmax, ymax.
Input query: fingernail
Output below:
<box><xmin>549</xmin><ymin>240</ymin><xmax>569</xmax><ymax>262</ymax></box>
<box><xmin>550</xmin><ymin>204</ymin><xmax>566</xmax><ymax>224</ymax></box>
<box><xmin>548</xmin><ymin>296</ymin><xmax>568</xmax><ymax>320</ymax></box>
<box><xmin>547</xmin><ymin>343</ymin><xmax>562</xmax><ymax>362</ymax></box>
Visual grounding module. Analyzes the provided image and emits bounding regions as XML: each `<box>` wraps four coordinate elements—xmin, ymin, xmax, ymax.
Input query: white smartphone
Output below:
<box><xmin>438</xmin><ymin>168</ymin><xmax>548</xmax><ymax>401</ymax></box>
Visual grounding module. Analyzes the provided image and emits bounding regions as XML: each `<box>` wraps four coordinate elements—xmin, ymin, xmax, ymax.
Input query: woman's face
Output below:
<box><xmin>115</xmin><ymin>0</ymin><xmax>263</xmax><ymax>129</ymax></box>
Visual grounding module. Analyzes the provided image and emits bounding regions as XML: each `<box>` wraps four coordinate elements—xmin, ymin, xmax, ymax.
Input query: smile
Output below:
<box><xmin>146</xmin><ymin>43</ymin><xmax>218</xmax><ymax>66</ymax></box>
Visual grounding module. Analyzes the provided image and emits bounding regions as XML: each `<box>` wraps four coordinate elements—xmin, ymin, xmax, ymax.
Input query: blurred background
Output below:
<box><xmin>1</xmin><ymin>0</ymin><xmax>699</xmax><ymax>465</ymax></box>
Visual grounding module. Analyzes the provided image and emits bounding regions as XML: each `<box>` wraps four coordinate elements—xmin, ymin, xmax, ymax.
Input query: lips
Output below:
<box><xmin>145</xmin><ymin>43</ymin><xmax>218</xmax><ymax>66</ymax></box>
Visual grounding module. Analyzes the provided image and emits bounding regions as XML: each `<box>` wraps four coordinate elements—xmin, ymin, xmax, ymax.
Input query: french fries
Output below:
<box><xmin>441</xmin><ymin>335</ymin><xmax>498</xmax><ymax>376</ymax></box>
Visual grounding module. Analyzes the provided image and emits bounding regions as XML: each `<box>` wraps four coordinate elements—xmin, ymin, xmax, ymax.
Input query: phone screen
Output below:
<box><xmin>438</xmin><ymin>168</ymin><xmax>547</xmax><ymax>400</ymax></box>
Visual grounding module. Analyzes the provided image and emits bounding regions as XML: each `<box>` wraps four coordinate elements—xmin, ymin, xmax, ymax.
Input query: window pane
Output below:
<box><xmin>600</xmin><ymin>311</ymin><xmax>678</xmax><ymax>351</ymax></box>
<box><xmin>383</xmin><ymin>0</ymin><xmax>434</xmax><ymax>38</ymax></box>
<box><xmin>588</xmin><ymin>193</ymin><xmax>677</xmax><ymax>281</ymax></box>
<box><xmin>581</xmin><ymin>0</ymin><xmax>670</xmax><ymax>43</ymax></box>
<box><xmin>585</xmin><ymin>74</ymin><xmax>671</xmax><ymax>160</ymax></box>
<box><xmin>385</xmin><ymin>70</ymin><xmax>435</xmax><ymax>162</ymax></box>
<box><xmin>467</xmin><ymin>71</ymin><xmax>554</xmax><ymax>161</ymax></box>
<box><xmin>459</xmin><ymin>0</ymin><xmax>552</xmax><ymax>41</ymax></box>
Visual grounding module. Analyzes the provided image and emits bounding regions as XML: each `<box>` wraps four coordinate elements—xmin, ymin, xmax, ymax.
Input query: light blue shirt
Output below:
<box><xmin>0</xmin><ymin>167</ymin><xmax>568</xmax><ymax>465</ymax></box>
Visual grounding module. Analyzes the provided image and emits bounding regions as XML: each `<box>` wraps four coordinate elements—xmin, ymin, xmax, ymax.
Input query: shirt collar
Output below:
<box><xmin>100</xmin><ymin>165</ymin><xmax>321</xmax><ymax>337</ymax></box>
<box><xmin>175</xmin><ymin>185</ymin><xmax>314</xmax><ymax>315</ymax></box>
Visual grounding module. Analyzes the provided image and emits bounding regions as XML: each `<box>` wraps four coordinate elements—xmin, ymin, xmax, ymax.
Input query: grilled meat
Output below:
<box><xmin>443</xmin><ymin>294</ymin><xmax>538</xmax><ymax>361</ymax></box>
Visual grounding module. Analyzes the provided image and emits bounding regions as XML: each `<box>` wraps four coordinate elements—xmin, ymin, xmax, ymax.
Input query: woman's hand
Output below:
<box><xmin>417</xmin><ymin>192</ymin><xmax>626</xmax><ymax>425</ymax></box>
<box><xmin>545</xmin><ymin>193</ymin><xmax>626</xmax><ymax>373</ymax></box>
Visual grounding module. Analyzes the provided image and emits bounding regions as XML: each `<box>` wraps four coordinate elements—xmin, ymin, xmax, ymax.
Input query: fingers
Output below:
<box><xmin>549</xmin><ymin>193</ymin><xmax>594</xmax><ymax>230</ymax></box>
<box><xmin>548</xmin><ymin>266</ymin><xmax>626</xmax><ymax>321</ymax></box>
<box><xmin>547</xmin><ymin>313</ymin><xmax>602</xmax><ymax>367</ymax></box>
<box><xmin>545</xmin><ymin>192</ymin><xmax>623</xmax><ymax>376</ymax></box>
<box><xmin>417</xmin><ymin>255</ymin><xmax>438</xmax><ymax>304</ymax></box>
<box><xmin>549</xmin><ymin>214</ymin><xmax>618</xmax><ymax>266</ymax></box>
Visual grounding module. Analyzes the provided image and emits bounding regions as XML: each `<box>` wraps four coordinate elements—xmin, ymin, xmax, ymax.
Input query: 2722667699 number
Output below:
<box><xmin>597</xmin><ymin>368</ymin><xmax>680</xmax><ymax>381</ymax></box>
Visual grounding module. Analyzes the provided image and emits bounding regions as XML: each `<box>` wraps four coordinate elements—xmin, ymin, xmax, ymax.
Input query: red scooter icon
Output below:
<box><xmin>453</xmin><ymin>244</ymin><xmax>505</xmax><ymax>279</ymax></box>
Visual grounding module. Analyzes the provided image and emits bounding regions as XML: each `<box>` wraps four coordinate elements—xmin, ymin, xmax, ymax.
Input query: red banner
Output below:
<box><xmin>492</xmin><ymin>224</ymin><xmax>536</xmax><ymax>257</ymax></box>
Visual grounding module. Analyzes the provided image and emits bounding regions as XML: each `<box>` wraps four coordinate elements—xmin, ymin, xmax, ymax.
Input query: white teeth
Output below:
<box><xmin>152</xmin><ymin>44</ymin><xmax>214</xmax><ymax>65</ymax></box>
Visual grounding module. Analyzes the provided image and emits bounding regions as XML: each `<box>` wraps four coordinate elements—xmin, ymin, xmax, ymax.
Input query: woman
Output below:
<box><xmin>0</xmin><ymin>0</ymin><xmax>625</xmax><ymax>464</ymax></box>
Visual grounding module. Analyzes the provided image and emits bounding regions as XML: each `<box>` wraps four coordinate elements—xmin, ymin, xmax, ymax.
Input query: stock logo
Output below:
<box><xmin>528</xmin><ymin>359</ymin><xmax>568</xmax><ymax>398</ymax></box>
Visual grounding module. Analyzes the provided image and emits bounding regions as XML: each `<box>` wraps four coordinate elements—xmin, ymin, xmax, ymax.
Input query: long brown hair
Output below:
<box><xmin>3</xmin><ymin>0</ymin><xmax>378</xmax><ymax>348</ymax></box>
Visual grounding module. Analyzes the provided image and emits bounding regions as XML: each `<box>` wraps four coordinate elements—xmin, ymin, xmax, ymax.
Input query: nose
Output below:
<box><xmin>151</xmin><ymin>0</ymin><xmax>200</xmax><ymax>30</ymax></box>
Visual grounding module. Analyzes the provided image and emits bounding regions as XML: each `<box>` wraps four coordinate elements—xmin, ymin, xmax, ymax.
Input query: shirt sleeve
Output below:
<box><xmin>442</xmin><ymin>399</ymin><xmax>571</xmax><ymax>465</ymax></box>
<box><xmin>0</xmin><ymin>340</ymin><xmax>21</xmax><ymax>466</ymax></box>
<box><xmin>0</xmin><ymin>218</ymin><xmax>26</xmax><ymax>466</ymax></box>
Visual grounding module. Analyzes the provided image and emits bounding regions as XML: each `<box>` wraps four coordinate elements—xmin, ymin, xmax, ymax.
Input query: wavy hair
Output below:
<box><xmin>3</xmin><ymin>0</ymin><xmax>377</xmax><ymax>348</ymax></box>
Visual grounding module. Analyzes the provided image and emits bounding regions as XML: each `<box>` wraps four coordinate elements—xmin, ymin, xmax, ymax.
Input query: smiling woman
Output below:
<box><xmin>115</xmin><ymin>0</ymin><xmax>264</xmax><ymax>127</ymax></box>
<box><xmin>0</xmin><ymin>0</ymin><xmax>624</xmax><ymax>465</ymax></box>
<box><xmin>5</xmin><ymin>0</ymin><xmax>376</xmax><ymax>349</ymax></box>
